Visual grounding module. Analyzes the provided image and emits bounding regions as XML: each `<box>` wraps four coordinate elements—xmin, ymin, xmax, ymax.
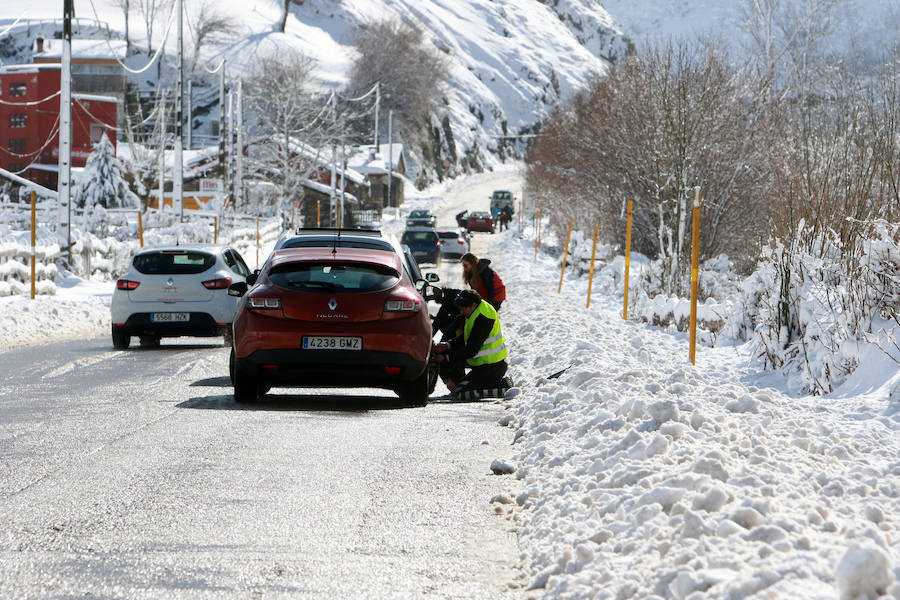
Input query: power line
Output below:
<box><xmin>0</xmin><ymin>13</ymin><xmax>27</xmax><ymax>39</ymax></box>
<box><xmin>0</xmin><ymin>90</ymin><xmax>61</xmax><ymax>107</ymax></box>
<box><xmin>86</xmin><ymin>0</ymin><xmax>176</xmax><ymax>75</ymax></box>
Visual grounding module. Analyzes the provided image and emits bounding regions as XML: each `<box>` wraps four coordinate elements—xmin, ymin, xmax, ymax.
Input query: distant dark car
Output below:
<box><xmin>466</xmin><ymin>211</ymin><xmax>495</xmax><ymax>233</ymax></box>
<box><xmin>401</xmin><ymin>228</ymin><xmax>442</xmax><ymax>265</ymax></box>
<box><xmin>406</xmin><ymin>209</ymin><xmax>437</xmax><ymax>228</ymax></box>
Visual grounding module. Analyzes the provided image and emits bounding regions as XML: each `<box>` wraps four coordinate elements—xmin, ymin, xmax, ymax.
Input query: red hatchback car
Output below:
<box><xmin>228</xmin><ymin>246</ymin><xmax>436</xmax><ymax>405</ymax></box>
<box><xmin>465</xmin><ymin>211</ymin><xmax>495</xmax><ymax>233</ymax></box>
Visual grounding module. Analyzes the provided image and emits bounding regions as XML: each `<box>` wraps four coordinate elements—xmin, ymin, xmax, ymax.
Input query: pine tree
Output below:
<box><xmin>73</xmin><ymin>134</ymin><xmax>139</xmax><ymax>211</ymax></box>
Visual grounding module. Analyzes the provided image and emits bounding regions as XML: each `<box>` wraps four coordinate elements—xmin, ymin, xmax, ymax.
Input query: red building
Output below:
<box><xmin>0</xmin><ymin>63</ymin><xmax>117</xmax><ymax>189</ymax></box>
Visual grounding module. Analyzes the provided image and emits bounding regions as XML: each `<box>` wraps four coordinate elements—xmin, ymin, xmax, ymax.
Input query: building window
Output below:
<box><xmin>9</xmin><ymin>82</ymin><xmax>27</xmax><ymax>97</ymax></box>
<box><xmin>8</xmin><ymin>164</ymin><xmax>24</xmax><ymax>173</ymax></box>
<box><xmin>9</xmin><ymin>139</ymin><xmax>26</xmax><ymax>153</ymax></box>
<box><xmin>10</xmin><ymin>114</ymin><xmax>27</xmax><ymax>128</ymax></box>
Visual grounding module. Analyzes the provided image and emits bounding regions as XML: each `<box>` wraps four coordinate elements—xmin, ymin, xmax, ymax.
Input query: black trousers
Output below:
<box><xmin>454</xmin><ymin>360</ymin><xmax>508</xmax><ymax>395</ymax></box>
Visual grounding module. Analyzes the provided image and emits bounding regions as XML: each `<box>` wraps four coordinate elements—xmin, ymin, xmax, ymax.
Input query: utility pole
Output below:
<box><xmin>373</xmin><ymin>81</ymin><xmax>380</xmax><ymax>148</ymax></box>
<box><xmin>386</xmin><ymin>110</ymin><xmax>393</xmax><ymax>209</ymax></box>
<box><xmin>339</xmin><ymin>139</ymin><xmax>345</xmax><ymax>227</ymax></box>
<box><xmin>158</xmin><ymin>89</ymin><xmax>166</xmax><ymax>212</ymax></box>
<box><xmin>218</xmin><ymin>62</ymin><xmax>227</xmax><ymax>207</ymax></box>
<box><xmin>227</xmin><ymin>90</ymin><xmax>235</xmax><ymax>206</ymax></box>
<box><xmin>173</xmin><ymin>0</ymin><xmax>184</xmax><ymax>221</ymax></box>
<box><xmin>186</xmin><ymin>79</ymin><xmax>192</xmax><ymax>150</ymax></box>
<box><xmin>330</xmin><ymin>95</ymin><xmax>337</xmax><ymax>227</ymax></box>
<box><xmin>57</xmin><ymin>0</ymin><xmax>74</xmax><ymax>260</ymax></box>
<box><xmin>235</xmin><ymin>80</ymin><xmax>243</xmax><ymax>210</ymax></box>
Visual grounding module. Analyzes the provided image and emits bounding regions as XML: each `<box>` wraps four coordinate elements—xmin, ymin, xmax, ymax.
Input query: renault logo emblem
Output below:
<box><xmin>328</xmin><ymin>298</ymin><xmax>338</xmax><ymax>311</ymax></box>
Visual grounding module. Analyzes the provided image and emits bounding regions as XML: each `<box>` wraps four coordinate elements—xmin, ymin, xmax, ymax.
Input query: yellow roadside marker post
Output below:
<box><xmin>623</xmin><ymin>199</ymin><xmax>633</xmax><ymax>320</ymax></box>
<box><xmin>557</xmin><ymin>218</ymin><xmax>573</xmax><ymax>294</ymax></box>
<box><xmin>689</xmin><ymin>187</ymin><xmax>701</xmax><ymax>365</ymax></box>
<box><xmin>138</xmin><ymin>210</ymin><xmax>144</xmax><ymax>247</ymax></box>
<box><xmin>30</xmin><ymin>191</ymin><xmax>36</xmax><ymax>299</ymax></box>
<box><xmin>534</xmin><ymin>208</ymin><xmax>542</xmax><ymax>259</ymax></box>
<box><xmin>214</xmin><ymin>216</ymin><xmax>218</xmax><ymax>244</ymax></box>
<box><xmin>256</xmin><ymin>217</ymin><xmax>260</xmax><ymax>267</ymax></box>
<box><xmin>586</xmin><ymin>225</ymin><xmax>598</xmax><ymax>308</ymax></box>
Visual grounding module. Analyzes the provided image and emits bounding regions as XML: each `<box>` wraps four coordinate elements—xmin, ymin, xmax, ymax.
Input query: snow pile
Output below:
<box><xmin>0</xmin><ymin>224</ymin><xmax>61</xmax><ymax>296</ymax></box>
<box><xmin>486</xmin><ymin>230</ymin><xmax>900</xmax><ymax>599</ymax></box>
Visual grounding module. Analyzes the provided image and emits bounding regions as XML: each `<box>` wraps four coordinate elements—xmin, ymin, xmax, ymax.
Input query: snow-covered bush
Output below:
<box><xmin>751</xmin><ymin>221</ymin><xmax>900</xmax><ymax>394</ymax></box>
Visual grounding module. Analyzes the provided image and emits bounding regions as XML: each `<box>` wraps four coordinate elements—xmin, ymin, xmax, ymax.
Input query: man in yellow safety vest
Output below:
<box><xmin>430</xmin><ymin>289</ymin><xmax>509</xmax><ymax>398</ymax></box>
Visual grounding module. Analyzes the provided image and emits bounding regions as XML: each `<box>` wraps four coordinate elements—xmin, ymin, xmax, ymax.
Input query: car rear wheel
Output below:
<box><xmin>396</xmin><ymin>365</ymin><xmax>431</xmax><ymax>407</ymax></box>
<box><xmin>111</xmin><ymin>325</ymin><xmax>130</xmax><ymax>350</ymax></box>
<box><xmin>233</xmin><ymin>365</ymin><xmax>260</xmax><ymax>403</ymax></box>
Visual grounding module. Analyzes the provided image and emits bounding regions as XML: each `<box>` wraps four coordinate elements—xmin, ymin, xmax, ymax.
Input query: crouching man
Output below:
<box><xmin>430</xmin><ymin>289</ymin><xmax>510</xmax><ymax>399</ymax></box>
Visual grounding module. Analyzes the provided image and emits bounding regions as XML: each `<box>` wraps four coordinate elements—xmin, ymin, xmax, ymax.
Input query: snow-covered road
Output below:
<box><xmin>2</xmin><ymin>168</ymin><xmax>899</xmax><ymax>599</ymax></box>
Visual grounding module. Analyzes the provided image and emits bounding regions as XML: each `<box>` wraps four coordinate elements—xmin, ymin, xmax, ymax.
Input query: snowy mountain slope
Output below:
<box><xmin>601</xmin><ymin>0</ymin><xmax>900</xmax><ymax>68</ymax></box>
<box><xmin>2</xmin><ymin>0</ymin><xmax>625</xmax><ymax>179</ymax></box>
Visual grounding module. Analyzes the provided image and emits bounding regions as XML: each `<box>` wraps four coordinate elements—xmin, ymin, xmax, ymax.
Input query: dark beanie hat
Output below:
<box><xmin>454</xmin><ymin>289</ymin><xmax>481</xmax><ymax>307</ymax></box>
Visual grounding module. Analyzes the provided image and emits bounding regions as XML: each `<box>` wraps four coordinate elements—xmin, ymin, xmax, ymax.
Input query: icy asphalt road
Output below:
<box><xmin>0</xmin><ymin>337</ymin><xmax>521</xmax><ymax>598</ymax></box>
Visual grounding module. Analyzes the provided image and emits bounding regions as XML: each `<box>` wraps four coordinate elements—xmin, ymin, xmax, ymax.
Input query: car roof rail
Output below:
<box><xmin>293</xmin><ymin>227</ymin><xmax>382</xmax><ymax>237</ymax></box>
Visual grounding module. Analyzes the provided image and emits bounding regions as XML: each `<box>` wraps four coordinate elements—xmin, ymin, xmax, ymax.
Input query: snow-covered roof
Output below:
<box><xmin>348</xmin><ymin>144</ymin><xmax>405</xmax><ymax>173</ymax></box>
<box><xmin>0</xmin><ymin>63</ymin><xmax>59</xmax><ymax>74</ymax></box>
<box><xmin>33</xmin><ymin>39</ymin><xmax>127</xmax><ymax>61</ymax></box>
<box><xmin>302</xmin><ymin>178</ymin><xmax>358</xmax><ymax>204</ymax></box>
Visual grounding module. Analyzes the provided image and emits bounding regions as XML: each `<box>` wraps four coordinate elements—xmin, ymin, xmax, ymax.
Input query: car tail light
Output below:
<box><xmin>117</xmin><ymin>279</ymin><xmax>140</xmax><ymax>290</ymax></box>
<box><xmin>202</xmin><ymin>277</ymin><xmax>232</xmax><ymax>289</ymax></box>
<box><xmin>435</xmin><ymin>240</ymin><xmax>441</xmax><ymax>248</ymax></box>
<box><xmin>261</xmin><ymin>365</ymin><xmax>279</xmax><ymax>372</ymax></box>
<box><xmin>458</xmin><ymin>239</ymin><xmax>465</xmax><ymax>245</ymax></box>
<box><xmin>384</xmin><ymin>297</ymin><xmax>421</xmax><ymax>313</ymax></box>
<box><xmin>384</xmin><ymin>366</ymin><xmax>403</xmax><ymax>375</ymax></box>
<box><xmin>248</xmin><ymin>297</ymin><xmax>282</xmax><ymax>309</ymax></box>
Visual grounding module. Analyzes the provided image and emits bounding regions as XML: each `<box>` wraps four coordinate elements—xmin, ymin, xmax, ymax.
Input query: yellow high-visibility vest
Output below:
<box><xmin>464</xmin><ymin>300</ymin><xmax>507</xmax><ymax>366</ymax></box>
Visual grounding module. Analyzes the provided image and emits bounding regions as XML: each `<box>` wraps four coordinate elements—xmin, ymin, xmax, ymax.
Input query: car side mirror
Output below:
<box><xmin>425</xmin><ymin>272</ymin><xmax>440</xmax><ymax>282</ymax></box>
<box><xmin>246</xmin><ymin>271</ymin><xmax>259</xmax><ymax>286</ymax></box>
<box><xmin>228</xmin><ymin>281</ymin><xmax>248</xmax><ymax>297</ymax></box>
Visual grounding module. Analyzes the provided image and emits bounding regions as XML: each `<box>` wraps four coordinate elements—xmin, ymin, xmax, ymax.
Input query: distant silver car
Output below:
<box><xmin>110</xmin><ymin>244</ymin><xmax>250</xmax><ymax>349</ymax></box>
<box><xmin>436</xmin><ymin>227</ymin><xmax>470</xmax><ymax>259</ymax></box>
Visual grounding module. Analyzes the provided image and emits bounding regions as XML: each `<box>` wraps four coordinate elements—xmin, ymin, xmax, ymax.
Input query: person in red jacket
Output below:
<box><xmin>460</xmin><ymin>252</ymin><xmax>506</xmax><ymax>311</ymax></box>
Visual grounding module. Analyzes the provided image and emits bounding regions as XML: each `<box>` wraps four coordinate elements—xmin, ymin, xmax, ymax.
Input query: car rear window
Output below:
<box><xmin>280</xmin><ymin>238</ymin><xmax>394</xmax><ymax>251</ymax></box>
<box><xmin>438</xmin><ymin>231</ymin><xmax>458</xmax><ymax>240</ymax></box>
<box><xmin>402</xmin><ymin>232</ymin><xmax>438</xmax><ymax>243</ymax></box>
<box><xmin>133</xmin><ymin>251</ymin><xmax>216</xmax><ymax>275</ymax></box>
<box><xmin>269</xmin><ymin>263</ymin><xmax>400</xmax><ymax>292</ymax></box>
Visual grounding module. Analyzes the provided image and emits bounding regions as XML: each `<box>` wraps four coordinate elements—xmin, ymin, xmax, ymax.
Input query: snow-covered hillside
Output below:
<box><xmin>1</xmin><ymin>0</ymin><xmax>626</xmax><ymax>181</ymax></box>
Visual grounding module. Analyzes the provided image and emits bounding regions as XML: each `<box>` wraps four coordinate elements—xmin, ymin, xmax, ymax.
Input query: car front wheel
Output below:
<box><xmin>111</xmin><ymin>325</ymin><xmax>130</xmax><ymax>350</ymax></box>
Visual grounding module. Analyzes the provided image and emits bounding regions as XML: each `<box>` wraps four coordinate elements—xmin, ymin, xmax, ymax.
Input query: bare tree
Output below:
<box><xmin>276</xmin><ymin>0</ymin><xmax>307</xmax><ymax>33</ymax></box>
<box><xmin>186</xmin><ymin>0</ymin><xmax>240</xmax><ymax>73</ymax></box>
<box><xmin>109</xmin><ymin>0</ymin><xmax>132</xmax><ymax>53</ymax></box>
<box><xmin>243</xmin><ymin>50</ymin><xmax>332</xmax><ymax>217</ymax></box>
<box><xmin>133</xmin><ymin>0</ymin><xmax>173</xmax><ymax>58</ymax></box>
<box><xmin>346</xmin><ymin>19</ymin><xmax>449</xmax><ymax>156</ymax></box>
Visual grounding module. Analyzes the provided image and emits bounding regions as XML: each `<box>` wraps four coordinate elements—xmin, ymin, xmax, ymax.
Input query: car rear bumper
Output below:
<box><xmin>114</xmin><ymin>313</ymin><xmax>227</xmax><ymax>338</ymax></box>
<box><xmin>234</xmin><ymin>348</ymin><xmax>428</xmax><ymax>389</ymax></box>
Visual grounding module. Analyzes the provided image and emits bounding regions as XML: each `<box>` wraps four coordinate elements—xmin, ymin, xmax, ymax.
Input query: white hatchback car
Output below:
<box><xmin>110</xmin><ymin>244</ymin><xmax>250</xmax><ymax>349</ymax></box>
<box><xmin>436</xmin><ymin>227</ymin><xmax>470</xmax><ymax>259</ymax></box>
